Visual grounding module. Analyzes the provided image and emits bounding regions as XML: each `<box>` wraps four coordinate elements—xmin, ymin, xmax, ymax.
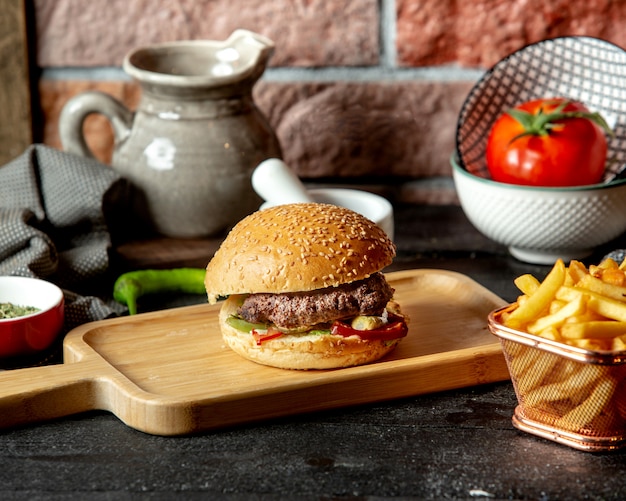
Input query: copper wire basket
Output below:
<box><xmin>489</xmin><ymin>305</ymin><xmax>626</xmax><ymax>452</ymax></box>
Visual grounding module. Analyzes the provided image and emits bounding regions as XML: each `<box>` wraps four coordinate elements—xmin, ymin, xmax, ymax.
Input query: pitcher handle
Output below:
<box><xmin>59</xmin><ymin>91</ymin><xmax>133</xmax><ymax>160</ymax></box>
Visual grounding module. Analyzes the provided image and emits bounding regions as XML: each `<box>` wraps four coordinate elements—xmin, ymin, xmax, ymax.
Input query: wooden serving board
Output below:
<box><xmin>0</xmin><ymin>269</ymin><xmax>510</xmax><ymax>435</ymax></box>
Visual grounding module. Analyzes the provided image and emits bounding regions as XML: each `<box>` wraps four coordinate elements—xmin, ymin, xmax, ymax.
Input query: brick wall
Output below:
<box><xmin>33</xmin><ymin>0</ymin><xmax>626</xmax><ymax>204</ymax></box>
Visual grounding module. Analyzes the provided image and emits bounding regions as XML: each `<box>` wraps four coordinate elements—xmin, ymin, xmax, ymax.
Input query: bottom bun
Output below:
<box><xmin>218</xmin><ymin>296</ymin><xmax>402</xmax><ymax>370</ymax></box>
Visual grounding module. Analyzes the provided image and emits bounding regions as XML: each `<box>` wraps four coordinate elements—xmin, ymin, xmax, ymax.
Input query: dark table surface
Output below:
<box><xmin>2</xmin><ymin>204</ymin><xmax>626</xmax><ymax>500</ymax></box>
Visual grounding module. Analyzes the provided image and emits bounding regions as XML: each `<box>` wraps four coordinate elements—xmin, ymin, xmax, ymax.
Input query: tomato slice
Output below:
<box><xmin>330</xmin><ymin>313</ymin><xmax>408</xmax><ymax>341</ymax></box>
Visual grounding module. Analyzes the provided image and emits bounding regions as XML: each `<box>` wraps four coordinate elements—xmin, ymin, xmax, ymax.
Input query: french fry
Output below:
<box><xmin>527</xmin><ymin>295</ymin><xmax>586</xmax><ymax>335</ymax></box>
<box><xmin>587</xmin><ymin>295</ymin><xmax>626</xmax><ymax>323</ymax></box>
<box><xmin>514</xmin><ymin>355</ymin><xmax>558</xmax><ymax>395</ymax></box>
<box><xmin>590</xmin><ymin>258</ymin><xmax>619</xmax><ymax>276</ymax></box>
<box><xmin>514</xmin><ymin>274</ymin><xmax>541</xmax><ymax>296</ymax></box>
<box><xmin>548</xmin><ymin>299</ymin><xmax>567</xmax><ymax>314</ymax></box>
<box><xmin>556</xmin><ymin>286</ymin><xmax>626</xmax><ymax>323</ymax></box>
<box><xmin>600</xmin><ymin>258</ymin><xmax>620</xmax><ymax>269</ymax></box>
<box><xmin>612</xmin><ymin>335</ymin><xmax>626</xmax><ymax>351</ymax></box>
<box><xmin>538</xmin><ymin>326</ymin><xmax>562</xmax><ymax>342</ymax></box>
<box><xmin>508</xmin><ymin>345</ymin><xmax>541</xmax><ymax>380</ymax></box>
<box><xmin>576</xmin><ymin>274</ymin><xmax>626</xmax><ymax>303</ymax></box>
<box><xmin>523</xmin><ymin>379</ymin><xmax>579</xmax><ymax>409</ymax></box>
<box><xmin>522</xmin><ymin>363</ymin><xmax>604</xmax><ymax>409</ymax></box>
<box><xmin>554</xmin><ymin>285</ymin><xmax>585</xmax><ymax>302</ymax></box>
<box><xmin>505</xmin><ymin>259</ymin><xmax>566</xmax><ymax>328</ymax></box>
<box><xmin>562</xmin><ymin>364</ymin><xmax>605</xmax><ymax>394</ymax></box>
<box><xmin>563</xmin><ymin>310</ymin><xmax>605</xmax><ymax>323</ymax></box>
<box><xmin>600</xmin><ymin>267</ymin><xmax>626</xmax><ymax>286</ymax></box>
<box><xmin>587</xmin><ymin>259</ymin><xmax>626</xmax><ymax>286</ymax></box>
<box><xmin>555</xmin><ymin>377</ymin><xmax>617</xmax><ymax>431</ymax></box>
<box><xmin>568</xmin><ymin>338</ymin><xmax>612</xmax><ymax>351</ymax></box>
<box><xmin>554</xmin><ymin>358</ymin><xmax>583</xmax><ymax>384</ymax></box>
<box><xmin>568</xmin><ymin>260</ymin><xmax>588</xmax><ymax>284</ymax></box>
<box><xmin>561</xmin><ymin>321</ymin><xmax>626</xmax><ymax>340</ymax></box>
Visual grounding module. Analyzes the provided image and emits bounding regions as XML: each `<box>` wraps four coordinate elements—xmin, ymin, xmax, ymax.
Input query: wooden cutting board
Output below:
<box><xmin>0</xmin><ymin>269</ymin><xmax>510</xmax><ymax>435</ymax></box>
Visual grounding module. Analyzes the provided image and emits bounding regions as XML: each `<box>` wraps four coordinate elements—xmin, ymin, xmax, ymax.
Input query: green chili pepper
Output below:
<box><xmin>113</xmin><ymin>268</ymin><xmax>207</xmax><ymax>315</ymax></box>
<box><xmin>226</xmin><ymin>315</ymin><xmax>268</xmax><ymax>333</ymax></box>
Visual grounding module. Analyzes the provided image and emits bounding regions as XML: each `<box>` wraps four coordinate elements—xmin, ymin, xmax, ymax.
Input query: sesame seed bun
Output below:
<box><xmin>204</xmin><ymin>203</ymin><xmax>396</xmax><ymax>303</ymax></box>
<box><xmin>219</xmin><ymin>295</ymin><xmax>402</xmax><ymax>369</ymax></box>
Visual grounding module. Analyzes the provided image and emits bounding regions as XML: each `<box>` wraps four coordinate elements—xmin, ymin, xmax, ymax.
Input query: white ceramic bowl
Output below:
<box><xmin>451</xmin><ymin>155</ymin><xmax>626</xmax><ymax>264</ymax></box>
<box><xmin>260</xmin><ymin>188</ymin><xmax>394</xmax><ymax>240</ymax></box>
<box><xmin>0</xmin><ymin>277</ymin><xmax>65</xmax><ymax>358</ymax></box>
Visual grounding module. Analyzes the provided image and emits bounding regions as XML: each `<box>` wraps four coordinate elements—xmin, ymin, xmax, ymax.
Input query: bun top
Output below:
<box><xmin>205</xmin><ymin>203</ymin><xmax>395</xmax><ymax>303</ymax></box>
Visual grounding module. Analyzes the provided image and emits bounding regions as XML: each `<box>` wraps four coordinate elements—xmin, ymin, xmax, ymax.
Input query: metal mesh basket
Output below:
<box><xmin>456</xmin><ymin>36</ymin><xmax>626</xmax><ymax>181</ymax></box>
<box><xmin>489</xmin><ymin>305</ymin><xmax>626</xmax><ymax>451</ymax></box>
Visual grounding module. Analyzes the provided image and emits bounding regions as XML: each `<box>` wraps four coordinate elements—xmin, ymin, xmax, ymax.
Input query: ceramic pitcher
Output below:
<box><xmin>59</xmin><ymin>30</ymin><xmax>282</xmax><ymax>238</ymax></box>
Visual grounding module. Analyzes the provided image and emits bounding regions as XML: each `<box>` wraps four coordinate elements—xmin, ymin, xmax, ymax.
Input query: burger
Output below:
<box><xmin>204</xmin><ymin>203</ymin><xmax>408</xmax><ymax>370</ymax></box>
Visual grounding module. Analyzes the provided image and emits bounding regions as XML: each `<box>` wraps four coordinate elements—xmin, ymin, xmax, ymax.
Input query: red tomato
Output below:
<box><xmin>485</xmin><ymin>98</ymin><xmax>610</xmax><ymax>187</ymax></box>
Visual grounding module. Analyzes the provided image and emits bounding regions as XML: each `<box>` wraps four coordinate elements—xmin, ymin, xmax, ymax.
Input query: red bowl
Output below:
<box><xmin>0</xmin><ymin>277</ymin><xmax>65</xmax><ymax>358</ymax></box>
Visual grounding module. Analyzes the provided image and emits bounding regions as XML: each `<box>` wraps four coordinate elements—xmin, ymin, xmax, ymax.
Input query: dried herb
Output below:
<box><xmin>0</xmin><ymin>302</ymin><xmax>40</xmax><ymax>319</ymax></box>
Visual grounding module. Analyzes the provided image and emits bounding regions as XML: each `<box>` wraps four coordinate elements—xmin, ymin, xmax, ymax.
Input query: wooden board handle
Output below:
<box><xmin>0</xmin><ymin>361</ymin><xmax>100</xmax><ymax>428</ymax></box>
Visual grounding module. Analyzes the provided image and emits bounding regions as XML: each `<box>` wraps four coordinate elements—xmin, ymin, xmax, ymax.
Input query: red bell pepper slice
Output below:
<box><xmin>330</xmin><ymin>313</ymin><xmax>408</xmax><ymax>341</ymax></box>
<box><xmin>251</xmin><ymin>327</ymin><xmax>283</xmax><ymax>345</ymax></box>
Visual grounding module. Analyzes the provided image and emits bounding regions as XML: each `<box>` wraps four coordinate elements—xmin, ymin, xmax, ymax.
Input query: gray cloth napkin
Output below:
<box><xmin>0</xmin><ymin>144</ymin><xmax>129</xmax><ymax>337</ymax></box>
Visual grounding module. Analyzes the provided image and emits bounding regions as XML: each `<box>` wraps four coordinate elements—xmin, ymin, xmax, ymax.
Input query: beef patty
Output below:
<box><xmin>237</xmin><ymin>272</ymin><xmax>394</xmax><ymax>329</ymax></box>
